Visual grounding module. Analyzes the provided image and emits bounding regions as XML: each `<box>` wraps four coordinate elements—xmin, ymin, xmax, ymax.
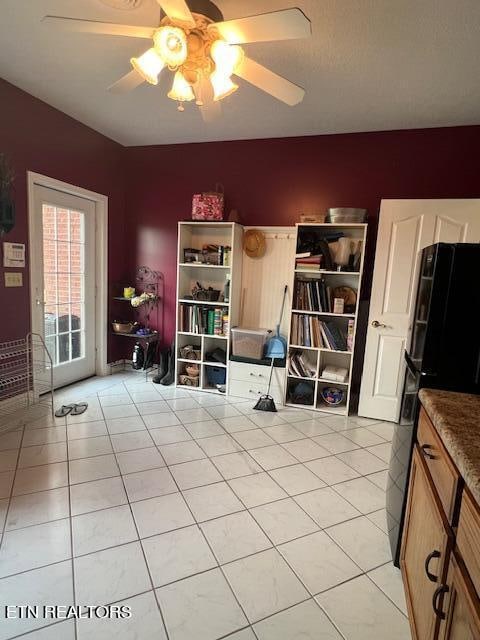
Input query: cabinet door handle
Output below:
<box><xmin>424</xmin><ymin>550</ymin><xmax>441</xmax><ymax>582</ymax></box>
<box><xmin>432</xmin><ymin>585</ymin><xmax>449</xmax><ymax>620</ymax></box>
<box><xmin>421</xmin><ymin>444</ymin><xmax>435</xmax><ymax>460</ymax></box>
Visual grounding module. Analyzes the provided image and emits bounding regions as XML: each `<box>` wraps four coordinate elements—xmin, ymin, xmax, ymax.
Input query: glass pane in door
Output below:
<box><xmin>42</xmin><ymin>205</ymin><xmax>86</xmax><ymax>367</ymax></box>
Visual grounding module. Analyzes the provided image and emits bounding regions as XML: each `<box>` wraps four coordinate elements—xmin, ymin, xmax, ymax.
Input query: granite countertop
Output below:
<box><xmin>419</xmin><ymin>388</ymin><xmax>480</xmax><ymax>505</ymax></box>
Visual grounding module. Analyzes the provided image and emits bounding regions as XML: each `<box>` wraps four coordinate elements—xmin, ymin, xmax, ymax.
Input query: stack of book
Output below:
<box><xmin>288</xmin><ymin>351</ymin><xmax>317</xmax><ymax>378</ymax></box>
<box><xmin>295</xmin><ymin>253</ymin><xmax>322</xmax><ymax>270</ymax></box>
<box><xmin>291</xmin><ymin>315</ymin><xmax>353</xmax><ymax>351</ymax></box>
<box><xmin>179</xmin><ymin>304</ymin><xmax>227</xmax><ymax>336</ymax></box>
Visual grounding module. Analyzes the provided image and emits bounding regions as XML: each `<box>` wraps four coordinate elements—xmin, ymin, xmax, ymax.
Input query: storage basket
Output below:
<box><xmin>192</xmin><ymin>185</ymin><xmax>224</xmax><ymax>221</ymax></box>
<box><xmin>178</xmin><ymin>374</ymin><xmax>199</xmax><ymax>387</ymax></box>
<box><xmin>192</xmin><ymin>286</ymin><xmax>220</xmax><ymax>302</ymax></box>
<box><xmin>205</xmin><ymin>365</ymin><xmax>226</xmax><ymax>386</ymax></box>
<box><xmin>179</xmin><ymin>345</ymin><xmax>201</xmax><ymax>361</ymax></box>
<box><xmin>231</xmin><ymin>328</ymin><xmax>268</xmax><ymax>360</ymax></box>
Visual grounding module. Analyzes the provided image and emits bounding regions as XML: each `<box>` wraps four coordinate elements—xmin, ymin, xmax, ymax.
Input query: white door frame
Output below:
<box><xmin>27</xmin><ymin>171</ymin><xmax>109</xmax><ymax>379</ymax></box>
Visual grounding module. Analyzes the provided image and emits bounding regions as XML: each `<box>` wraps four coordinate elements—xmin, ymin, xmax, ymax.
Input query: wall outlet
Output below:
<box><xmin>4</xmin><ymin>272</ymin><xmax>23</xmax><ymax>287</ymax></box>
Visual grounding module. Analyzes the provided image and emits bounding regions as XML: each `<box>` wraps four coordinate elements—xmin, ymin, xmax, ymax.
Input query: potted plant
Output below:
<box><xmin>0</xmin><ymin>153</ymin><xmax>15</xmax><ymax>235</ymax></box>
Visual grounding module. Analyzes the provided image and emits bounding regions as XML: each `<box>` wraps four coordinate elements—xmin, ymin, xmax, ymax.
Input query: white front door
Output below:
<box><xmin>30</xmin><ymin>185</ymin><xmax>96</xmax><ymax>388</ymax></box>
<box><xmin>359</xmin><ymin>199</ymin><xmax>480</xmax><ymax>422</ymax></box>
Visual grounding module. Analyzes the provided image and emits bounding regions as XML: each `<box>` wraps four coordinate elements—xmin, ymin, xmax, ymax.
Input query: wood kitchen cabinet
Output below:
<box><xmin>401</xmin><ymin>406</ymin><xmax>480</xmax><ymax>640</ymax></box>
<box><xmin>440</xmin><ymin>553</ymin><xmax>480</xmax><ymax>640</ymax></box>
<box><xmin>401</xmin><ymin>446</ymin><xmax>453</xmax><ymax>640</ymax></box>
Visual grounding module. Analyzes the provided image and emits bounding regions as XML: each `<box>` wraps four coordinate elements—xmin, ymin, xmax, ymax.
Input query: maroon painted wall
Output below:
<box><xmin>125</xmin><ymin>126</ymin><xmax>480</xmax><ymax>350</ymax></box>
<box><xmin>0</xmin><ymin>79</ymin><xmax>126</xmax><ymax>360</ymax></box>
<box><xmin>2</xmin><ymin>75</ymin><xmax>480</xmax><ymax>389</ymax></box>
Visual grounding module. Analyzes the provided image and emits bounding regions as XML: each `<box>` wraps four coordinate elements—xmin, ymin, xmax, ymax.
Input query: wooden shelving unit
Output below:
<box><xmin>175</xmin><ymin>222</ymin><xmax>243</xmax><ymax>394</ymax></box>
<box><xmin>285</xmin><ymin>223</ymin><xmax>367</xmax><ymax>416</ymax></box>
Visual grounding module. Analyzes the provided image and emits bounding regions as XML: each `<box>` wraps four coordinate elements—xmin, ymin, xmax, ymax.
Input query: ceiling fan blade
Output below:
<box><xmin>235</xmin><ymin>57</ymin><xmax>305</xmax><ymax>106</ymax></box>
<box><xmin>197</xmin><ymin>76</ymin><xmax>222</xmax><ymax>122</ymax></box>
<box><xmin>42</xmin><ymin>16</ymin><xmax>155</xmax><ymax>38</ymax></box>
<box><xmin>156</xmin><ymin>0</ymin><xmax>195</xmax><ymax>27</ymax></box>
<box><xmin>210</xmin><ymin>8</ymin><xmax>311</xmax><ymax>44</ymax></box>
<box><xmin>108</xmin><ymin>69</ymin><xmax>145</xmax><ymax>93</ymax></box>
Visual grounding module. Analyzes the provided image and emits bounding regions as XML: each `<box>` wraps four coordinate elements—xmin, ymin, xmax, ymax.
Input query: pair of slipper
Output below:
<box><xmin>55</xmin><ymin>402</ymin><xmax>88</xmax><ymax>418</ymax></box>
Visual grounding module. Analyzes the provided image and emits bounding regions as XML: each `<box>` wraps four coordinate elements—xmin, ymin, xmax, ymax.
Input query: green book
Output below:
<box><xmin>207</xmin><ymin>309</ymin><xmax>215</xmax><ymax>335</ymax></box>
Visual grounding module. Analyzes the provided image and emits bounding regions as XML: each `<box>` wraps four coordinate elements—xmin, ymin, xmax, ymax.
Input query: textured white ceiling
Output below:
<box><xmin>1</xmin><ymin>0</ymin><xmax>479</xmax><ymax>146</ymax></box>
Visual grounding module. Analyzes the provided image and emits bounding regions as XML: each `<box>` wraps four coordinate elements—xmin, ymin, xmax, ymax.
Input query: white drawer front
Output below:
<box><xmin>229</xmin><ymin>379</ymin><xmax>284</xmax><ymax>405</ymax></box>
<box><xmin>230</xmin><ymin>362</ymin><xmax>286</xmax><ymax>387</ymax></box>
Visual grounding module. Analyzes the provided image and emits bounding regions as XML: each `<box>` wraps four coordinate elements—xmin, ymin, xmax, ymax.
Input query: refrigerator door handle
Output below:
<box><xmin>404</xmin><ymin>351</ymin><xmax>419</xmax><ymax>377</ymax></box>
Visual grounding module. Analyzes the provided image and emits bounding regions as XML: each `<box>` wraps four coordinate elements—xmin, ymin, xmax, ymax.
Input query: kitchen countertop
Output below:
<box><xmin>419</xmin><ymin>388</ymin><xmax>480</xmax><ymax>505</ymax></box>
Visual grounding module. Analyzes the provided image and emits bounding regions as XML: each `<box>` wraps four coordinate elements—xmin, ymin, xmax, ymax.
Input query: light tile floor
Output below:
<box><xmin>0</xmin><ymin>372</ymin><xmax>411</xmax><ymax>640</ymax></box>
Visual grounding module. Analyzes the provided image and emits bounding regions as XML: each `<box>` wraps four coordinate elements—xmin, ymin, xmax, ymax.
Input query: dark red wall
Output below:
<box><xmin>2</xmin><ymin>75</ymin><xmax>480</xmax><ymax>386</ymax></box>
<box><xmin>125</xmin><ymin>126</ymin><xmax>480</xmax><ymax>349</ymax></box>
<box><xmin>0</xmin><ymin>79</ymin><xmax>126</xmax><ymax>359</ymax></box>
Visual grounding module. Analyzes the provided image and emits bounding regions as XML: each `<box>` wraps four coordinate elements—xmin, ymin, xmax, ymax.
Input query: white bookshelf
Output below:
<box><xmin>285</xmin><ymin>223</ymin><xmax>367</xmax><ymax>416</ymax></box>
<box><xmin>175</xmin><ymin>222</ymin><xmax>243</xmax><ymax>394</ymax></box>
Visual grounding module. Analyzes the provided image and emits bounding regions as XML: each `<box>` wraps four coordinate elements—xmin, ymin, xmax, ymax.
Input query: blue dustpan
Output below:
<box><xmin>265</xmin><ymin>285</ymin><xmax>288</xmax><ymax>359</ymax></box>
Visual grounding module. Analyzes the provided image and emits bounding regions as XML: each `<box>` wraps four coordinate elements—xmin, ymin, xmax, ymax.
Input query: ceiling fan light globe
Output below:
<box><xmin>211</xmin><ymin>70</ymin><xmax>238</xmax><ymax>101</ymax></box>
<box><xmin>211</xmin><ymin>39</ymin><xmax>244</xmax><ymax>75</ymax></box>
<box><xmin>168</xmin><ymin>70</ymin><xmax>195</xmax><ymax>102</ymax></box>
<box><xmin>154</xmin><ymin>26</ymin><xmax>188</xmax><ymax>67</ymax></box>
<box><xmin>130</xmin><ymin>48</ymin><xmax>165</xmax><ymax>84</ymax></box>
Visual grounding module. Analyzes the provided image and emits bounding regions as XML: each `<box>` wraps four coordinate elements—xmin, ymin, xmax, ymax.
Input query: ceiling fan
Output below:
<box><xmin>42</xmin><ymin>0</ymin><xmax>311</xmax><ymax>119</ymax></box>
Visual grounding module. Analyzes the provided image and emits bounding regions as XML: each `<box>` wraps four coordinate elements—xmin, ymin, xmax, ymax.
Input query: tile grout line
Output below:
<box><xmin>64</xmin><ymin>416</ymin><xmax>79</xmax><ymax>640</ymax></box>
<box><xmin>95</xmin><ymin>390</ymin><xmax>173</xmax><ymax>640</ymax></box>
<box><xmin>0</xmin><ymin>420</ymin><xmax>28</xmax><ymax>548</ymax></box>
<box><xmin>142</xmin><ymin>417</ymin><xmax>259</xmax><ymax>640</ymax></box>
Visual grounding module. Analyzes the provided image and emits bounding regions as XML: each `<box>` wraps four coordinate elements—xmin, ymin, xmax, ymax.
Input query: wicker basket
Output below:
<box><xmin>192</xmin><ymin>288</ymin><xmax>220</xmax><ymax>302</ymax></box>
<box><xmin>178</xmin><ymin>374</ymin><xmax>199</xmax><ymax>387</ymax></box>
<box><xmin>179</xmin><ymin>346</ymin><xmax>201</xmax><ymax>361</ymax></box>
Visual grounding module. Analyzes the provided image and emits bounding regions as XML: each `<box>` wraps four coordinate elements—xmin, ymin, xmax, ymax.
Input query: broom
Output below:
<box><xmin>254</xmin><ymin>358</ymin><xmax>277</xmax><ymax>412</ymax></box>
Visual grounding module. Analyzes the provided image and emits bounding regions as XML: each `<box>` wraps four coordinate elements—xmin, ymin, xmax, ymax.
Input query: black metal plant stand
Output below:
<box><xmin>110</xmin><ymin>266</ymin><xmax>163</xmax><ymax>380</ymax></box>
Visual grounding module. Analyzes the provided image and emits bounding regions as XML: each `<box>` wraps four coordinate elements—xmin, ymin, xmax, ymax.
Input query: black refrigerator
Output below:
<box><xmin>387</xmin><ymin>242</ymin><xmax>480</xmax><ymax>565</ymax></box>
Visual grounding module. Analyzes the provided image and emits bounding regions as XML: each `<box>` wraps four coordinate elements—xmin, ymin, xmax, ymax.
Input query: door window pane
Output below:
<box><xmin>58</xmin><ymin>333</ymin><xmax>71</xmax><ymax>364</ymax></box>
<box><xmin>42</xmin><ymin>205</ymin><xmax>86</xmax><ymax>366</ymax></box>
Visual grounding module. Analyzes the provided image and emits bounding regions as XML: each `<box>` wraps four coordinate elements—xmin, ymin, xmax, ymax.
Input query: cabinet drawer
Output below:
<box><xmin>229</xmin><ymin>379</ymin><xmax>284</xmax><ymax>404</ymax></box>
<box><xmin>417</xmin><ymin>407</ymin><xmax>461</xmax><ymax>521</ymax></box>
<box><xmin>457</xmin><ymin>489</ymin><xmax>480</xmax><ymax>596</ymax></box>
<box><xmin>230</xmin><ymin>362</ymin><xmax>286</xmax><ymax>387</ymax></box>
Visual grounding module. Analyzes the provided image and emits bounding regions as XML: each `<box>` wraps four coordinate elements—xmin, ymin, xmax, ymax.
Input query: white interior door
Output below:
<box><xmin>359</xmin><ymin>199</ymin><xmax>480</xmax><ymax>422</ymax></box>
<box><xmin>30</xmin><ymin>185</ymin><xmax>96</xmax><ymax>388</ymax></box>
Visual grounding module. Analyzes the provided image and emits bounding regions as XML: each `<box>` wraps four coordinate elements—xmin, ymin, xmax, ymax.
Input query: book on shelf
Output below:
<box><xmin>291</xmin><ymin>314</ymin><xmax>352</xmax><ymax>351</ymax></box>
<box><xmin>288</xmin><ymin>351</ymin><xmax>317</xmax><ymax>379</ymax></box>
<box><xmin>180</xmin><ymin>303</ymin><xmax>228</xmax><ymax>336</ymax></box>
<box><xmin>347</xmin><ymin>319</ymin><xmax>355</xmax><ymax>351</ymax></box>
<box><xmin>295</xmin><ymin>278</ymin><xmax>353</xmax><ymax>313</ymax></box>
<box><xmin>294</xmin><ymin>277</ymin><xmax>357</xmax><ymax>315</ymax></box>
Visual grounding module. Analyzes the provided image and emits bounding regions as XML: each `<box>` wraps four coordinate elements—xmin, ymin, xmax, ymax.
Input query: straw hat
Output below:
<box><xmin>244</xmin><ymin>229</ymin><xmax>266</xmax><ymax>258</ymax></box>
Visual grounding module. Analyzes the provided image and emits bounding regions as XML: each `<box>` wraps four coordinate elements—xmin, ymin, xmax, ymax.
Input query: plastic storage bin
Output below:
<box><xmin>231</xmin><ymin>328</ymin><xmax>268</xmax><ymax>360</ymax></box>
<box><xmin>205</xmin><ymin>365</ymin><xmax>226</xmax><ymax>386</ymax></box>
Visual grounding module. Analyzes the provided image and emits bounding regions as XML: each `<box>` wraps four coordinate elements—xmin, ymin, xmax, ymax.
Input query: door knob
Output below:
<box><xmin>371</xmin><ymin>320</ymin><xmax>387</xmax><ymax>328</ymax></box>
